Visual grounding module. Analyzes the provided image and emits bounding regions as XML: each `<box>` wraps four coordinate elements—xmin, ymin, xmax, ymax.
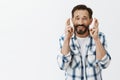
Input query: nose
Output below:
<box><xmin>77</xmin><ymin>18</ymin><xmax>83</xmax><ymax>25</ymax></box>
<box><xmin>80</xmin><ymin>18</ymin><xmax>84</xmax><ymax>24</ymax></box>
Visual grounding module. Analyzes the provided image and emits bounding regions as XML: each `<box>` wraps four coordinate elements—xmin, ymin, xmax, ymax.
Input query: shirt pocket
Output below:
<box><xmin>69</xmin><ymin>54</ymin><xmax>82</xmax><ymax>69</ymax></box>
<box><xmin>86</xmin><ymin>49</ymin><xmax>97</xmax><ymax>67</ymax></box>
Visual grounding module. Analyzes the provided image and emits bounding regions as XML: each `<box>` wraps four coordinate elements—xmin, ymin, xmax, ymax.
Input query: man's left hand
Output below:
<box><xmin>89</xmin><ymin>18</ymin><xmax>99</xmax><ymax>41</ymax></box>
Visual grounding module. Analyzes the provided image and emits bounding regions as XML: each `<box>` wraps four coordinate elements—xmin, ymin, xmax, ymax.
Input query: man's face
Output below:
<box><xmin>72</xmin><ymin>10</ymin><xmax>92</xmax><ymax>35</ymax></box>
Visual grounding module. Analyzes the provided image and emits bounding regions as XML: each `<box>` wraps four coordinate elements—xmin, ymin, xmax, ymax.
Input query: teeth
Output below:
<box><xmin>78</xmin><ymin>26</ymin><xmax>83</xmax><ymax>27</ymax></box>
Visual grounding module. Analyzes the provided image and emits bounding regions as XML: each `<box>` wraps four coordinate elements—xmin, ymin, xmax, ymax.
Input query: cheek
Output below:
<box><xmin>72</xmin><ymin>19</ymin><xmax>79</xmax><ymax>24</ymax></box>
<box><xmin>87</xmin><ymin>20</ymin><xmax>92</xmax><ymax>24</ymax></box>
<box><xmin>72</xmin><ymin>21</ymin><xmax>77</xmax><ymax>25</ymax></box>
<box><xmin>84</xmin><ymin>21</ymin><xmax>90</xmax><ymax>26</ymax></box>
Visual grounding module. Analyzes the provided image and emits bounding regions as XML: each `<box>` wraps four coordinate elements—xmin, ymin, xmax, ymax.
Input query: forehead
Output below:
<box><xmin>73</xmin><ymin>10</ymin><xmax>89</xmax><ymax>17</ymax></box>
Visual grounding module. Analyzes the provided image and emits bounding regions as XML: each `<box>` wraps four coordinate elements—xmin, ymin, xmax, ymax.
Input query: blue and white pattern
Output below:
<box><xmin>57</xmin><ymin>32</ymin><xmax>111</xmax><ymax>80</ymax></box>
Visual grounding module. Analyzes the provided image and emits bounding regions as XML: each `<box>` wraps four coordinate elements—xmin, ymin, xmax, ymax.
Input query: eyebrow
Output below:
<box><xmin>83</xmin><ymin>16</ymin><xmax>88</xmax><ymax>18</ymax></box>
<box><xmin>75</xmin><ymin>15</ymin><xmax>88</xmax><ymax>18</ymax></box>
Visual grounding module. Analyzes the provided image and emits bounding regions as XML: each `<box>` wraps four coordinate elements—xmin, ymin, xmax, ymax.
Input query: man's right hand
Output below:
<box><xmin>65</xmin><ymin>18</ymin><xmax>74</xmax><ymax>40</ymax></box>
<box><xmin>61</xmin><ymin>18</ymin><xmax>74</xmax><ymax>55</ymax></box>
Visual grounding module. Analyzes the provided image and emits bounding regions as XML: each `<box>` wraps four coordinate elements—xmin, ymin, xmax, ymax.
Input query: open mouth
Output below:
<box><xmin>74</xmin><ymin>25</ymin><xmax>89</xmax><ymax>34</ymax></box>
<box><xmin>77</xmin><ymin>26</ymin><xmax>86</xmax><ymax>30</ymax></box>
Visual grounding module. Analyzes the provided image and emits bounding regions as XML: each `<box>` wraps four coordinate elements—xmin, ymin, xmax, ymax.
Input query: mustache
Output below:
<box><xmin>74</xmin><ymin>24</ymin><xmax>87</xmax><ymax>28</ymax></box>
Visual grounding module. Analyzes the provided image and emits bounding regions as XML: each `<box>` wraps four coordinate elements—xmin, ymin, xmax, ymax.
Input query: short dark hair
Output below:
<box><xmin>72</xmin><ymin>4</ymin><xmax>93</xmax><ymax>18</ymax></box>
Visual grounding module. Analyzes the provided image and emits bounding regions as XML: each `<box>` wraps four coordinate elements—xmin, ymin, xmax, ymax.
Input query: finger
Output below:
<box><xmin>67</xmin><ymin>27</ymin><xmax>71</xmax><ymax>33</ymax></box>
<box><xmin>89</xmin><ymin>28</ymin><xmax>95</xmax><ymax>34</ymax></box>
<box><xmin>94</xmin><ymin>18</ymin><xmax>99</xmax><ymax>28</ymax></box>
<box><xmin>66</xmin><ymin>18</ymin><xmax>70</xmax><ymax>27</ymax></box>
<box><xmin>67</xmin><ymin>27</ymin><xmax>73</xmax><ymax>33</ymax></box>
<box><xmin>92</xmin><ymin>28</ymin><xmax>97</xmax><ymax>31</ymax></box>
<box><xmin>89</xmin><ymin>28</ymin><xmax>92</xmax><ymax>31</ymax></box>
<box><xmin>90</xmin><ymin>28</ymin><xmax>96</xmax><ymax>31</ymax></box>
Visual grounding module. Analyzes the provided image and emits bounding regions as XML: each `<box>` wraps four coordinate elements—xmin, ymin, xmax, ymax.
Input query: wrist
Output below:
<box><xmin>94</xmin><ymin>37</ymin><xmax>100</xmax><ymax>43</ymax></box>
<box><xmin>93</xmin><ymin>35</ymin><xmax>99</xmax><ymax>41</ymax></box>
<box><xmin>64</xmin><ymin>36</ymin><xmax>71</xmax><ymax>41</ymax></box>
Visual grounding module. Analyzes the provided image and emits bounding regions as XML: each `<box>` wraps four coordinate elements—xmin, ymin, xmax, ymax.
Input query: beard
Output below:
<box><xmin>74</xmin><ymin>24</ymin><xmax>89</xmax><ymax>35</ymax></box>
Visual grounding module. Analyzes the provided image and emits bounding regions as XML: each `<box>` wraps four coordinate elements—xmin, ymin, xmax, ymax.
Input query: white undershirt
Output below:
<box><xmin>77</xmin><ymin>36</ymin><xmax>89</xmax><ymax>80</ymax></box>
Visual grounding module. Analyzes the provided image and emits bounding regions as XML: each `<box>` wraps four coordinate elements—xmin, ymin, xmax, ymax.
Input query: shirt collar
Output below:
<box><xmin>71</xmin><ymin>34</ymin><xmax>93</xmax><ymax>49</ymax></box>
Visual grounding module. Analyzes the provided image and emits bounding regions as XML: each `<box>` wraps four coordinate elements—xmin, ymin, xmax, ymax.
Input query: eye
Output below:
<box><xmin>83</xmin><ymin>17</ymin><xmax>87</xmax><ymax>20</ymax></box>
<box><xmin>75</xmin><ymin>17</ymin><xmax>79</xmax><ymax>20</ymax></box>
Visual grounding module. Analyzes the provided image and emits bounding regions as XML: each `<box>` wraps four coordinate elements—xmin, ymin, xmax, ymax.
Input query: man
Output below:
<box><xmin>57</xmin><ymin>4</ymin><xmax>111</xmax><ymax>80</ymax></box>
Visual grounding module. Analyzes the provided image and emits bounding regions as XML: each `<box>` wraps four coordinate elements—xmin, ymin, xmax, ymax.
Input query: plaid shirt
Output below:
<box><xmin>57</xmin><ymin>32</ymin><xmax>111</xmax><ymax>80</ymax></box>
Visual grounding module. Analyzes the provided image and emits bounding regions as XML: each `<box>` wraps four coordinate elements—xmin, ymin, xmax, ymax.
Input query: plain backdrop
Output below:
<box><xmin>0</xmin><ymin>0</ymin><xmax>119</xmax><ymax>80</ymax></box>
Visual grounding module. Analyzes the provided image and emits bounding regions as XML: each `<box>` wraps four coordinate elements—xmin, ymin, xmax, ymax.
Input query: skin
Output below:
<box><xmin>61</xmin><ymin>9</ymin><xmax>106</xmax><ymax>60</ymax></box>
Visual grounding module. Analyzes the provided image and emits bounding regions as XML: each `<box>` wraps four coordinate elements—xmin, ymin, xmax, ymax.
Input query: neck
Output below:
<box><xmin>75</xmin><ymin>30</ymin><xmax>89</xmax><ymax>38</ymax></box>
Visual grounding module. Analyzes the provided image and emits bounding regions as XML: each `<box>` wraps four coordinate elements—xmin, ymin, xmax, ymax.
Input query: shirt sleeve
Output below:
<box><xmin>57</xmin><ymin>35</ymin><xmax>72</xmax><ymax>70</ymax></box>
<box><xmin>57</xmin><ymin>51</ymin><xmax>71</xmax><ymax>70</ymax></box>
<box><xmin>96</xmin><ymin>33</ymin><xmax>111</xmax><ymax>69</ymax></box>
<box><xmin>96</xmin><ymin>52</ymin><xmax>111</xmax><ymax>69</ymax></box>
